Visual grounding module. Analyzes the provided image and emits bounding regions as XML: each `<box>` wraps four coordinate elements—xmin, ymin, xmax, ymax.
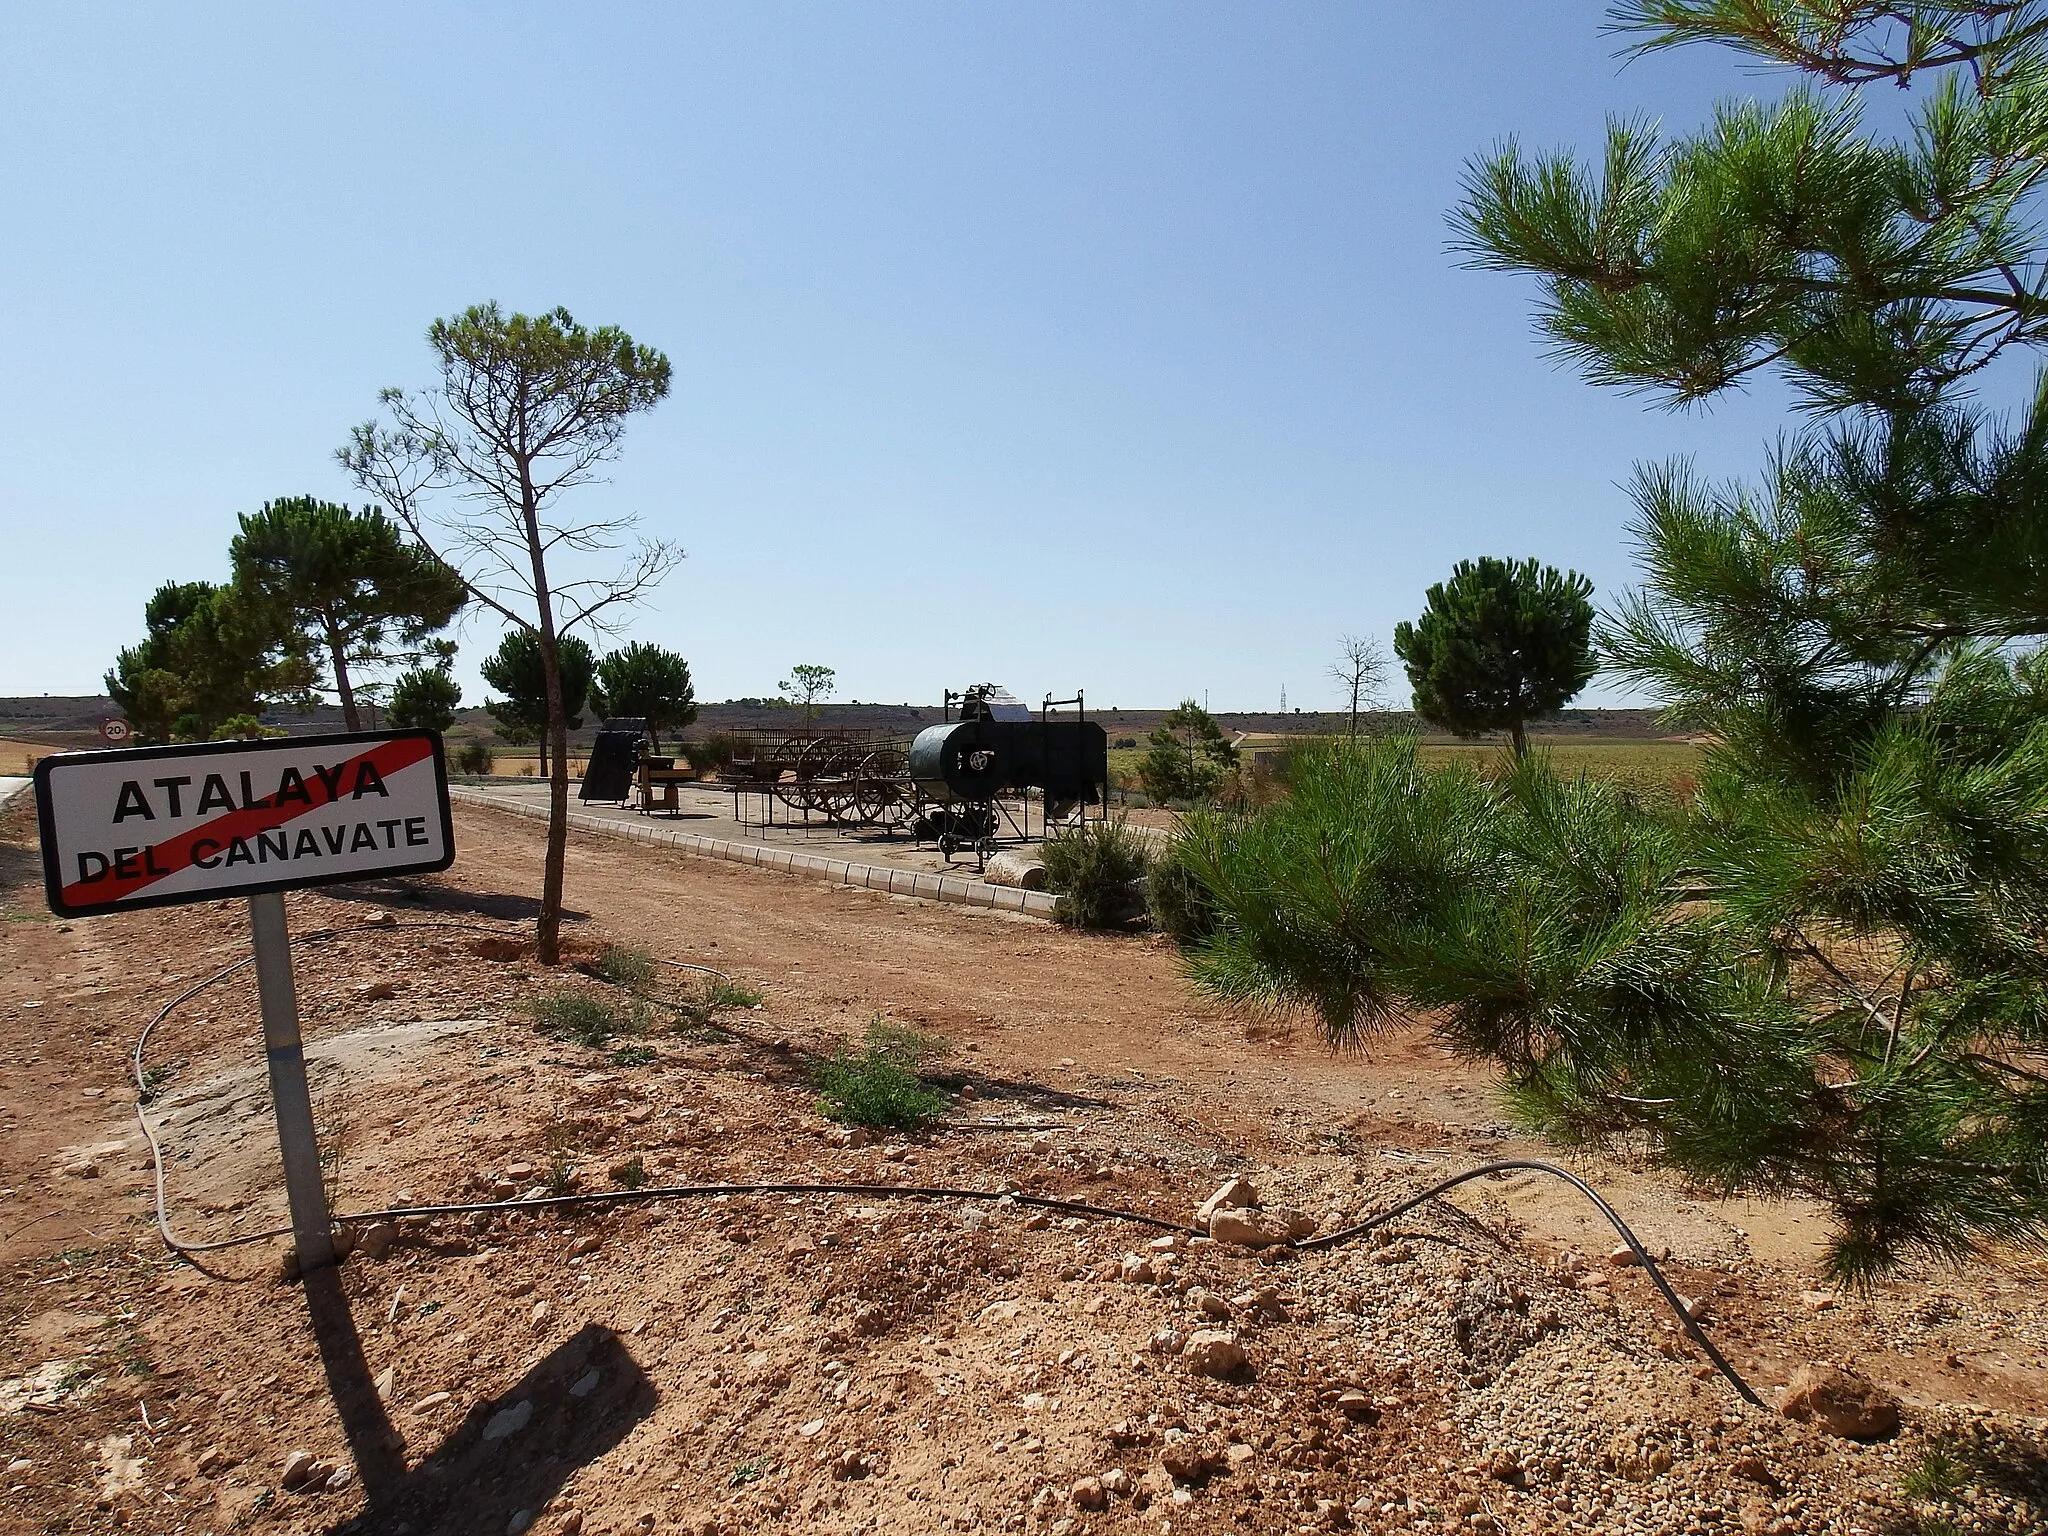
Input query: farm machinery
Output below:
<box><xmin>719</xmin><ymin>686</ymin><xmax>1111</xmax><ymax>863</ymax></box>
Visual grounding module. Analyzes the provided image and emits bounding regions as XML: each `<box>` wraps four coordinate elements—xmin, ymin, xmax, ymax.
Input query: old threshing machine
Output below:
<box><xmin>716</xmin><ymin>685</ymin><xmax>1110</xmax><ymax>865</ymax></box>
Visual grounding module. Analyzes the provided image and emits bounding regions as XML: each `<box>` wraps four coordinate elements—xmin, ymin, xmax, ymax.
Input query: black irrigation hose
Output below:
<box><xmin>128</xmin><ymin>923</ymin><xmax>1764</xmax><ymax>1406</ymax></box>
<box><xmin>1300</xmin><ymin>1158</ymin><xmax>1765</xmax><ymax>1407</ymax></box>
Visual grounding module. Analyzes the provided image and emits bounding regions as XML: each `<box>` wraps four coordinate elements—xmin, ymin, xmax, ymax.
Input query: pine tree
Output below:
<box><xmin>591</xmin><ymin>641</ymin><xmax>697</xmax><ymax>751</ymax></box>
<box><xmin>1393</xmin><ymin>558</ymin><xmax>1595</xmax><ymax>757</ymax></box>
<box><xmin>230</xmin><ymin>497</ymin><xmax>465</xmax><ymax>731</ymax></box>
<box><xmin>1188</xmin><ymin>3</ymin><xmax>2048</xmax><ymax>1281</ymax></box>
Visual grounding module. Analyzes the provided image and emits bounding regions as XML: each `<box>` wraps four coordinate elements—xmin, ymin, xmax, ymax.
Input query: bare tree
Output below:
<box><xmin>1328</xmin><ymin>633</ymin><xmax>1387</xmax><ymax>744</ymax></box>
<box><xmin>340</xmin><ymin>303</ymin><xmax>677</xmax><ymax>963</ymax></box>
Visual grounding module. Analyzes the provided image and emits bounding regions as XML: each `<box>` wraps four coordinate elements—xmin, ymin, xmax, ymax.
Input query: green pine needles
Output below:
<box><xmin>1192</xmin><ymin>3</ymin><xmax>2048</xmax><ymax>1282</ymax></box>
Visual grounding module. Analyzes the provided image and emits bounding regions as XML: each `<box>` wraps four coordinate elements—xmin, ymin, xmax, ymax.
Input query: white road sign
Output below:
<box><xmin>33</xmin><ymin>730</ymin><xmax>454</xmax><ymax>916</ymax></box>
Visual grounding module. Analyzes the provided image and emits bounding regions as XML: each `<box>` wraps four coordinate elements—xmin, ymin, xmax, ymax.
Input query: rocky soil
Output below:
<box><xmin>0</xmin><ymin>798</ymin><xmax>2043</xmax><ymax>1536</ymax></box>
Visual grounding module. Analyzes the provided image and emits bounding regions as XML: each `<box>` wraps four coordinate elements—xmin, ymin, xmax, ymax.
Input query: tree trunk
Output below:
<box><xmin>1510</xmin><ymin>718</ymin><xmax>1527</xmax><ymax>760</ymax></box>
<box><xmin>329</xmin><ymin>631</ymin><xmax>361</xmax><ymax>733</ymax></box>
<box><xmin>519</xmin><ymin>465</ymin><xmax>569</xmax><ymax>967</ymax></box>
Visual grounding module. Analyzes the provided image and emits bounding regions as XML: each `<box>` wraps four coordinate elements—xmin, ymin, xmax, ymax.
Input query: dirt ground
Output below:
<box><xmin>1</xmin><ymin>797</ymin><xmax>2044</xmax><ymax>1536</ymax></box>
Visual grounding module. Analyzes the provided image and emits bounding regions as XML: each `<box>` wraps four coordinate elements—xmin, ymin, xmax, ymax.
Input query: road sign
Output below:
<box><xmin>32</xmin><ymin>729</ymin><xmax>453</xmax><ymax>918</ymax></box>
<box><xmin>99</xmin><ymin>717</ymin><xmax>131</xmax><ymax>745</ymax></box>
<box><xmin>30</xmin><ymin>730</ymin><xmax>449</xmax><ymax>1491</ymax></box>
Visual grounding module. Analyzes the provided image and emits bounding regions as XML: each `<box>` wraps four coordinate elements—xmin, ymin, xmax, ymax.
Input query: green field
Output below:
<box><xmin>1111</xmin><ymin>735</ymin><xmax>1702</xmax><ymax>808</ymax></box>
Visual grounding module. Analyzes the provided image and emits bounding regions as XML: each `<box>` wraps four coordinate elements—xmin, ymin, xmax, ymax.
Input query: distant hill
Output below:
<box><xmin>1</xmin><ymin>695</ymin><xmax>1678</xmax><ymax>749</ymax></box>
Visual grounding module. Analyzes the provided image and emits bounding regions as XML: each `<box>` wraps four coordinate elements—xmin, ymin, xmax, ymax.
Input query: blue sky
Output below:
<box><xmin>2</xmin><ymin>3</ymin><xmax>1856</xmax><ymax>711</ymax></box>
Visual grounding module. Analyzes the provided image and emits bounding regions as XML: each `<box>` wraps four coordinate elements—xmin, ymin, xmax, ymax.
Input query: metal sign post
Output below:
<box><xmin>247</xmin><ymin>890</ymin><xmax>335</xmax><ymax>1277</ymax></box>
<box><xmin>32</xmin><ymin>730</ymin><xmax>456</xmax><ymax>1503</ymax></box>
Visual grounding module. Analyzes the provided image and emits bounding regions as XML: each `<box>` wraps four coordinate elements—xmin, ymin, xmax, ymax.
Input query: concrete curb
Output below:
<box><xmin>449</xmin><ymin>788</ymin><xmax>1059</xmax><ymax>919</ymax></box>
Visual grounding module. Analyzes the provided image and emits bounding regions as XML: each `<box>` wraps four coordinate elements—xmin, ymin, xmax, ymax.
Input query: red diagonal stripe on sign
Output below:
<box><xmin>58</xmin><ymin>735</ymin><xmax>437</xmax><ymax>909</ymax></box>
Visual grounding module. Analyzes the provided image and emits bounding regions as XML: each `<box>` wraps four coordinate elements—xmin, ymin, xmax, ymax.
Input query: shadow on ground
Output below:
<box><xmin>322</xmin><ymin>878</ymin><xmax>589</xmax><ymax>924</ymax></box>
<box><xmin>336</xmin><ymin>1324</ymin><xmax>654</xmax><ymax>1535</ymax></box>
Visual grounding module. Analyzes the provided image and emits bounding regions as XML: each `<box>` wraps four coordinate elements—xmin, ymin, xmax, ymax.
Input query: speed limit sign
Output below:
<box><xmin>99</xmin><ymin>718</ymin><xmax>131</xmax><ymax>746</ymax></box>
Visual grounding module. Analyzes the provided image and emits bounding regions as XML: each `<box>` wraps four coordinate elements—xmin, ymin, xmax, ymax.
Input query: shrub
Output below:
<box><xmin>1040</xmin><ymin>817</ymin><xmax>1152</xmax><ymax>929</ymax></box>
<box><xmin>592</xmin><ymin>942</ymin><xmax>656</xmax><ymax>991</ymax></box>
<box><xmin>454</xmin><ymin>740</ymin><xmax>495</xmax><ymax>775</ymax></box>
<box><xmin>681</xmin><ymin>731</ymin><xmax>748</xmax><ymax>775</ymax></box>
<box><xmin>1147</xmin><ymin>831</ymin><xmax>1218</xmax><ymax>945</ymax></box>
<box><xmin>812</xmin><ymin>1018</ymin><xmax>948</xmax><ymax>1129</ymax></box>
<box><xmin>527</xmin><ymin>988</ymin><xmax>644</xmax><ymax>1048</ymax></box>
<box><xmin>609</xmin><ymin>1155</ymin><xmax>649</xmax><ymax>1188</ymax></box>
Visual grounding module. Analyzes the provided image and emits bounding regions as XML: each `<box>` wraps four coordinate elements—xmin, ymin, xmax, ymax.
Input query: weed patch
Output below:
<box><xmin>812</xmin><ymin>1017</ymin><xmax>948</xmax><ymax>1130</ymax></box>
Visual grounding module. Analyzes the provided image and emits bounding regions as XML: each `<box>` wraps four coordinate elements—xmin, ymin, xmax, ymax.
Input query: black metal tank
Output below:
<box><xmin>908</xmin><ymin>718</ymin><xmax>1007</xmax><ymax>801</ymax></box>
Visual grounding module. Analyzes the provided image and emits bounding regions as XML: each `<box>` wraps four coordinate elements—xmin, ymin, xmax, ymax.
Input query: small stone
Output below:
<box><xmin>1336</xmin><ymin>1390</ymin><xmax>1375</xmax><ymax>1422</ymax></box>
<box><xmin>354</xmin><ymin>982</ymin><xmax>399</xmax><ymax>1001</ymax></box>
<box><xmin>279</xmin><ymin>1449</ymin><xmax>318</xmax><ymax>1489</ymax></box>
<box><xmin>624</xmin><ymin>1105</ymin><xmax>653</xmax><ymax>1124</ymax></box>
<box><xmin>1798</xmin><ymin>1289</ymin><xmax>1838</xmax><ymax>1312</ymax></box>
<box><xmin>62</xmin><ymin>1161</ymin><xmax>101</xmax><ymax>1179</ymax></box>
<box><xmin>1486</xmin><ymin>1449</ymin><xmax>1520</xmax><ymax>1482</ymax></box>
<box><xmin>531</xmin><ymin>1300</ymin><xmax>551</xmax><ymax>1328</ymax></box>
<box><xmin>358</xmin><ymin>1222</ymin><xmax>400</xmax><ymax>1261</ymax></box>
<box><xmin>1606</xmin><ymin>1244</ymin><xmax>1639</xmax><ymax>1267</ymax></box>
<box><xmin>1187</xmin><ymin>1287</ymin><xmax>1232</xmax><ymax>1321</ymax></box>
<box><xmin>1193</xmin><ymin>1176</ymin><xmax>1258</xmax><ymax>1226</ymax></box>
<box><xmin>1148</xmin><ymin>1328</ymin><xmax>1184</xmax><ymax>1355</ymax></box>
<box><xmin>1181</xmin><ymin>1329</ymin><xmax>1247</xmax><ymax>1378</ymax></box>
<box><xmin>825</xmin><ymin>1126</ymin><xmax>873</xmax><ymax>1150</ymax></box>
<box><xmin>373</xmin><ymin>1366</ymin><xmax>396</xmax><ymax>1400</ymax></box>
<box><xmin>569</xmin><ymin>1370</ymin><xmax>600</xmax><ymax>1398</ymax></box>
<box><xmin>483</xmin><ymin>1400</ymin><xmax>534</xmax><ymax>1441</ymax></box>
<box><xmin>1023</xmin><ymin>1212</ymin><xmax>1051</xmax><ymax>1231</ymax></box>
<box><xmin>556</xmin><ymin>1514</ymin><xmax>584</xmax><ymax>1536</ymax></box>
<box><xmin>194</xmin><ymin>1446</ymin><xmax>235</xmax><ymax>1476</ymax></box>
<box><xmin>1099</xmin><ymin>1468</ymin><xmax>1132</xmax><ymax>1496</ymax></box>
<box><xmin>1451</xmin><ymin>1492</ymin><xmax>1483</xmax><ymax>1516</ymax></box>
<box><xmin>1207</xmin><ymin>1206</ymin><xmax>1315</xmax><ymax>1248</ymax></box>
<box><xmin>569</xmin><ymin>1235</ymin><xmax>601</xmax><ymax>1257</ymax></box>
<box><xmin>505</xmin><ymin>1161</ymin><xmax>535</xmax><ymax>1180</ymax></box>
<box><xmin>1070</xmin><ymin>1476</ymin><xmax>1107</xmax><ymax>1511</ymax></box>
<box><xmin>1159</xmin><ymin>1435</ymin><xmax>1226</xmax><ymax>1483</ymax></box>
<box><xmin>507</xmin><ymin>1510</ymin><xmax>533</xmax><ymax>1535</ymax></box>
<box><xmin>1119</xmin><ymin>1255</ymin><xmax>1156</xmax><ymax>1284</ymax></box>
<box><xmin>410</xmin><ymin>1391</ymin><xmax>452</xmax><ymax>1413</ymax></box>
<box><xmin>1780</xmin><ymin>1364</ymin><xmax>1900</xmax><ymax>1439</ymax></box>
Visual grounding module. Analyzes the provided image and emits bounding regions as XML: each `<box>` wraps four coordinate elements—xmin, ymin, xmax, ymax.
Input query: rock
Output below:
<box><xmin>1486</xmin><ymin>1449</ymin><xmax>1521</xmax><ymax>1483</ymax></box>
<box><xmin>354</xmin><ymin>982</ymin><xmax>399</xmax><ymax>1001</ymax></box>
<box><xmin>984</xmin><ymin>852</ymin><xmax>1047</xmax><ymax>891</ymax></box>
<box><xmin>1137</xmin><ymin>1466</ymin><xmax>1176</xmax><ymax>1504</ymax></box>
<box><xmin>1159</xmin><ymin>1435</ymin><xmax>1226</xmax><ymax>1483</ymax></box>
<box><xmin>1119</xmin><ymin>1255</ymin><xmax>1156</xmax><ymax>1284</ymax></box>
<box><xmin>825</xmin><ymin>1126</ymin><xmax>873</xmax><ymax>1150</ymax></box>
<box><xmin>556</xmin><ymin>1514</ymin><xmax>584</xmax><ymax>1536</ymax></box>
<box><xmin>194</xmin><ymin>1446</ymin><xmax>235</xmax><ymax>1476</ymax></box>
<box><xmin>1607</xmin><ymin>1244</ymin><xmax>1639</xmax><ymax>1267</ymax></box>
<box><xmin>569</xmin><ymin>1234</ymin><xmax>602</xmax><ymax>1257</ymax></box>
<box><xmin>373</xmin><ymin>1367</ymin><xmax>396</xmax><ymax>1400</ymax></box>
<box><xmin>358</xmin><ymin>1222</ymin><xmax>399</xmax><ymax>1261</ymax></box>
<box><xmin>1181</xmin><ymin>1329</ymin><xmax>1247</xmax><ymax>1378</ymax></box>
<box><xmin>1780</xmin><ymin>1365</ymin><xmax>1900</xmax><ymax>1439</ymax></box>
<box><xmin>1022</xmin><ymin>1212</ymin><xmax>1051</xmax><ymax>1231</ymax></box>
<box><xmin>531</xmin><ymin>1301</ymin><xmax>552</xmax><ymax>1328</ymax></box>
<box><xmin>1148</xmin><ymin>1328</ymin><xmax>1184</xmax><ymax>1355</ymax></box>
<box><xmin>1187</xmin><ymin>1287</ymin><xmax>1232</xmax><ymax>1321</ymax></box>
<box><xmin>1335</xmin><ymin>1390</ymin><xmax>1376</xmax><ymax>1423</ymax></box>
<box><xmin>505</xmin><ymin>1162</ymin><xmax>536</xmax><ymax>1180</ymax></box>
<box><xmin>280</xmin><ymin>1449</ymin><xmax>319</xmax><ymax>1489</ymax></box>
<box><xmin>482</xmin><ymin>1400</ymin><xmax>534</xmax><ymax>1442</ymax></box>
<box><xmin>1194</xmin><ymin>1176</ymin><xmax>1258</xmax><ymax>1226</ymax></box>
<box><xmin>1099</xmin><ymin>1468</ymin><xmax>1133</xmax><ymax>1496</ymax></box>
<box><xmin>1207</xmin><ymin>1206</ymin><xmax>1316</xmax><ymax>1248</ymax></box>
<box><xmin>1070</xmin><ymin>1476</ymin><xmax>1107</xmax><ymax>1510</ymax></box>
<box><xmin>1798</xmin><ymin>1289</ymin><xmax>1838</xmax><ymax>1312</ymax></box>
<box><xmin>624</xmin><ymin>1105</ymin><xmax>653</xmax><ymax>1124</ymax></box>
<box><xmin>410</xmin><ymin>1392</ymin><xmax>452</xmax><ymax>1414</ymax></box>
<box><xmin>507</xmin><ymin>1511</ymin><xmax>533</xmax><ymax>1535</ymax></box>
<box><xmin>62</xmin><ymin>1161</ymin><xmax>101</xmax><ymax>1179</ymax></box>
